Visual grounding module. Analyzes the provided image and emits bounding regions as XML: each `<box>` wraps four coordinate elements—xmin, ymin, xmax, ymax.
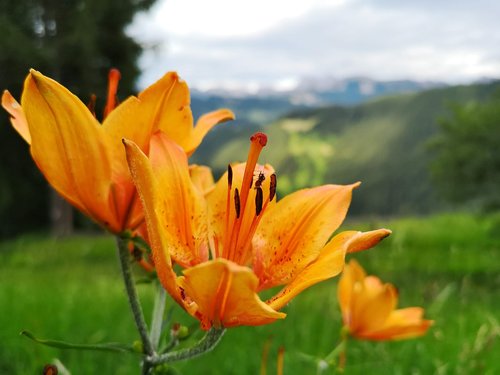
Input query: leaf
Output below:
<box><xmin>20</xmin><ymin>330</ymin><xmax>137</xmax><ymax>354</ymax></box>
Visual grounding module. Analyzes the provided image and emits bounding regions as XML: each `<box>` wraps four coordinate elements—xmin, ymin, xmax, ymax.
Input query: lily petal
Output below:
<box><xmin>187</xmin><ymin>109</ymin><xmax>235</xmax><ymax>156</ymax></box>
<box><xmin>177</xmin><ymin>259</ymin><xmax>285</xmax><ymax>330</ymax></box>
<box><xmin>359</xmin><ymin>308</ymin><xmax>433</xmax><ymax>341</ymax></box>
<box><xmin>338</xmin><ymin>258</ymin><xmax>367</xmax><ymax>325</ymax></box>
<box><xmin>190</xmin><ymin>164</ymin><xmax>215</xmax><ymax>196</ymax></box>
<box><xmin>147</xmin><ymin>132</ymin><xmax>209</xmax><ymax>267</ymax></box>
<box><xmin>254</xmin><ymin>183</ymin><xmax>360</xmax><ymax>289</ymax></box>
<box><xmin>350</xmin><ymin>282</ymin><xmax>397</xmax><ymax>334</ymax></box>
<box><xmin>23</xmin><ymin>70</ymin><xmax>117</xmax><ymax>230</ymax></box>
<box><xmin>2</xmin><ymin>90</ymin><xmax>31</xmax><ymax>143</ymax></box>
<box><xmin>267</xmin><ymin>229</ymin><xmax>390</xmax><ymax>311</ymax></box>
<box><xmin>123</xmin><ymin>137</ymin><xmax>183</xmax><ymax>305</ymax></box>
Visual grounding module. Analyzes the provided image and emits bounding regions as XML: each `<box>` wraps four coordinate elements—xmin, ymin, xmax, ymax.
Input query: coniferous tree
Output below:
<box><xmin>0</xmin><ymin>0</ymin><xmax>157</xmax><ymax>237</ymax></box>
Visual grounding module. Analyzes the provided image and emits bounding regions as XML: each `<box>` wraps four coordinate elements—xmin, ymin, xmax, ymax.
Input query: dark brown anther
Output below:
<box><xmin>227</xmin><ymin>164</ymin><xmax>233</xmax><ymax>188</ymax></box>
<box><xmin>255</xmin><ymin>187</ymin><xmax>263</xmax><ymax>216</ymax></box>
<box><xmin>234</xmin><ymin>188</ymin><xmax>241</xmax><ymax>218</ymax></box>
<box><xmin>269</xmin><ymin>173</ymin><xmax>277</xmax><ymax>201</ymax></box>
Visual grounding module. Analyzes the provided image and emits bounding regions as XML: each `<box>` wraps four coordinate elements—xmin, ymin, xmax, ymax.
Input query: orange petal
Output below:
<box><xmin>148</xmin><ymin>132</ymin><xmax>209</xmax><ymax>266</ymax></box>
<box><xmin>267</xmin><ymin>229</ymin><xmax>390</xmax><ymax>311</ymax></box>
<box><xmin>177</xmin><ymin>259</ymin><xmax>285</xmax><ymax>330</ymax></box>
<box><xmin>350</xmin><ymin>282</ymin><xmax>398</xmax><ymax>334</ymax></box>
<box><xmin>190</xmin><ymin>164</ymin><xmax>215</xmax><ymax>196</ymax></box>
<box><xmin>338</xmin><ymin>258</ymin><xmax>367</xmax><ymax>324</ymax></box>
<box><xmin>358</xmin><ymin>307</ymin><xmax>433</xmax><ymax>341</ymax></box>
<box><xmin>2</xmin><ymin>90</ymin><xmax>31</xmax><ymax>144</ymax></box>
<box><xmin>23</xmin><ymin>70</ymin><xmax>118</xmax><ymax>230</ymax></box>
<box><xmin>140</xmin><ymin>72</ymin><xmax>194</xmax><ymax>151</ymax></box>
<box><xmin>254</xmin><ymin>183</ymin><xmax>360</xmax><ymax>289</ymax></box>
<box><xmin>123</xmin><ymin>137</ymin><xmax>183</xmax><ymax>306</ymax></box>
<box><xmin>186</xmin><ymin>109</ymin><xmax>235</xmax><ymax>156</ymax></box>
<box><xmin>126</xmin><ymin>132</ymin><xmax>209</xmax><ymax>269</ymax></box>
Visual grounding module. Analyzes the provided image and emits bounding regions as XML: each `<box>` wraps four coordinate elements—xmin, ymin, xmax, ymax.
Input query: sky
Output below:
<box><xmin>128</xmin><ymin>0</ymin><xmax>500</xmax><ymax>92</ymax></box>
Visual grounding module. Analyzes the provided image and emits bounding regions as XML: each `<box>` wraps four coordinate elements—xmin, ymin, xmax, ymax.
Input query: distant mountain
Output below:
<box><xmin>191</xmin><ymin>77</ymin><xmax>446</xmax><ymax>122</ymax></box>
<box><xmin>192</xmin><ymin>79</ymin><xmax>500</xmax><ymax>217</ymax></box>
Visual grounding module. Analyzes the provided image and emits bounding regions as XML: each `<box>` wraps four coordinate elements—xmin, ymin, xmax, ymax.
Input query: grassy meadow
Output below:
<box><xmin>1</xmin><ymin>213</ymin><xmax>499</xmax><ymax>374</ymax></box>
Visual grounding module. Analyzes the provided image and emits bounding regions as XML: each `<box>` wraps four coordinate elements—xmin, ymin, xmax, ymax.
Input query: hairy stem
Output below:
<box><xmin>115</xmin><ymin>236</ymin><xmax>155</xmax><ymax>357</ymax></box>
<box><xmin>150</xmin><ymin>328</ymin><xmax>225</xmax><ymax>365</ymax></box>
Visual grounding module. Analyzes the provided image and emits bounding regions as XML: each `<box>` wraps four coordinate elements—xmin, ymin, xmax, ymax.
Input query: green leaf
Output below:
<box><xmin>20</xmin><ymin>330</ymin><xmax>138</xmax><ymax>354</ymax></box>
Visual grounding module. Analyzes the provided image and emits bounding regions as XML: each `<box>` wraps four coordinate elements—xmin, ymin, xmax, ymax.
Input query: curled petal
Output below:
<box><xmin>266</xmin><ymin>229</ymin><xmax>390</xmax><ymax>311</ymax></box>
<box><xmin>2</xmin><ymin>90</ymin><xmax>31</xmax><ymax>143</ymax></box>
<box><xmin>178</xmin><ymin>259</ymin><xmax>285</xmax><ymax>330</ymax></box>
<box><xmin>254</xmin><ymin>183</ymin><xmax>360</xmax><ymax>289</ymax></box>
<box><xmin>187</xmin><ymin>109</ymin><xmax>235</xmax><ymax>156</ymax></box>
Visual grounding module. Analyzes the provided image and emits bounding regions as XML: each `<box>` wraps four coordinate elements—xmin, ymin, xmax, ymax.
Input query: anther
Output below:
<box><xmin>269</xmin><ymin>173</ymin><xmax>277</xmax><ymax>201</ymax></box>
<box><xmin>227</xmin><ymin>164</ymin><xmax>233</xmax><ymax>188</ymax></box>
<box><xmin>234</xmin><ymin>188</ymin><xmax>241</xmax><ymax>218</ymax></box>
<box><xmin>255</xmin><ymin>187</ymin><xmax>263</xmax><ymax>216</ymax></box>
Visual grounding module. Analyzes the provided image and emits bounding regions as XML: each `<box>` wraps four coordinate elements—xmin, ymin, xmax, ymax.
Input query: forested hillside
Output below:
<box><xmin>193</xmin><ymin>80</ymin><xmax>500</xmax><ymax>216</ymax></box>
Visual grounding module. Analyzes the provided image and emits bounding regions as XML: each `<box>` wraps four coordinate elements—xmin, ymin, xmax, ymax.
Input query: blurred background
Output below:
<box><xmin>1</xmin><ymin>0</ymin><xmax>499</xmax><ymax>373</ymax></box>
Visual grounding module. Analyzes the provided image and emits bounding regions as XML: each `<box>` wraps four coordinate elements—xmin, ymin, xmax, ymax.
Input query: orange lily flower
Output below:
<box><xmin>124</xmin><ymin>131</ymin><xmax>391</xmax><ymax>329</ymax></box>
<box><xmin>338</xmin><ymin>259</ymin><xmax>433</xmax><ymax>340</ymax></box>
<box><xmin>2</xmin><ymin>70</ymin><xmax>233</xmax><ymax>233</ymax></box>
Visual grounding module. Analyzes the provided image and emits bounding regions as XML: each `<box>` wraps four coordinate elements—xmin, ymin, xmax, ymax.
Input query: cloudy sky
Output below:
<box><xmin>129</xmin><ymin>0</ymin><xmax>500</xmax><ymax>91</ymax></box>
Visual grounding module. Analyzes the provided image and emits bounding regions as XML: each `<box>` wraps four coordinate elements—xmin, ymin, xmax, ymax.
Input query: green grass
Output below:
<box><xmin>1</xmin><ymin>213</ymin><xmax>499</xmax><ymax>374</ymax></box>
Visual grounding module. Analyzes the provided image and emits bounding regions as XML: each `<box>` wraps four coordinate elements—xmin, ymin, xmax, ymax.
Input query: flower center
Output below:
<box><xmin>220</xmin><ymin>132</ymin><xmax>277</xmax><ymax>265</ymax></box>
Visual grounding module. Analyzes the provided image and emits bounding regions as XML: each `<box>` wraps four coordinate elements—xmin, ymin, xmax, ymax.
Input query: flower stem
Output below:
<box><xmin>115</xmin><ymin>236</ymin><xmax>155</xmax><ymax>357</ymax></box>
<box><xmin>150</xmin><ymin>328</ymin><xmax>225</xmax><ymax>365</ymax></box>
<box><xmin>150</xmin><ymin>282</ymin><xmax>167</xmax><ymax>351</ymax></box>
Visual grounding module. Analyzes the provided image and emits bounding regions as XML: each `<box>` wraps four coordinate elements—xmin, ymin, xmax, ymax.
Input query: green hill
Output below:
<box><xmin>193</xmin><ymin>80</ymin><xmax>500</xmax><ymax>216</ymax></box>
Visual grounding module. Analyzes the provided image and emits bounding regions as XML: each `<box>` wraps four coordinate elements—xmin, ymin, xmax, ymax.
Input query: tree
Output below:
<box><xmin>430</xmin><ymin>94</ymin><xmax>500</xmax><ymax>210</ymax></box>
<box><xmin>0</xmin><ymin>0</ymin><xmax>157</xmax><ymax>237</ymax></box>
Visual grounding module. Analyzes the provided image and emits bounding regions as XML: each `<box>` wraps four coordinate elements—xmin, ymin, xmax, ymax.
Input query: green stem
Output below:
<box><xmin>150</xmin><ymin>328</ymin><xmax>225</xmax><ymax>365</ymax></box>
<box><xmin>115</xmin><ymin>236</ymin><xmax>155</xmax><ymax>358</ymax></box>
<box><xmin>150</xmin><ymin>283</ymin><xmax>167</xmax><ymax>351</ymax></box>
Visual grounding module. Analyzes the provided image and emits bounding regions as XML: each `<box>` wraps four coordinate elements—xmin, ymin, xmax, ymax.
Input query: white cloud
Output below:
<box><xmin>129</xmin><ymin>0</ymin><xmax>500</xmax><ymax>90</ymax></box>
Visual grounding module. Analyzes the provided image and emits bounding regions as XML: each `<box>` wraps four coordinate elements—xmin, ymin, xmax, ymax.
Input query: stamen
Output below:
<box><xmin>269</xmin><ymin>173</ymin><xmax>277</xmax><ymax>201</ymax></box>
<box><xmin>103</xmin><ymin>68</ymin><xmax>121</xmax><ymax>119</ymax></box>
<box><xmin>225</xmin><ymin>133</ymin><xmax>268</xmax><ymax>262</ymax></box>
<box><xmin>238</xmin><ymin>132</ymin><xmax>268</xmax><ymax>215</ymax></box>
<box><xmin>227</xmin><ymin>164</ymin><xmax>233</xmax><ymax>188</ymax></box>
<box><xmin>255</xmin><ymin>186</ymin><xmax>263</xmax><ymax>216</ymax></box>
<box><xmin>234</xmin><ymin>188</ymin><xmax>241</xmax><ymax>218</ymax></box>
